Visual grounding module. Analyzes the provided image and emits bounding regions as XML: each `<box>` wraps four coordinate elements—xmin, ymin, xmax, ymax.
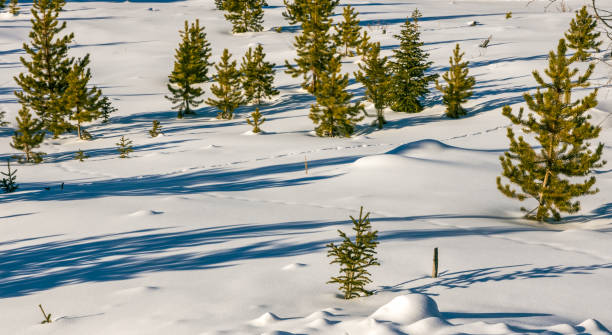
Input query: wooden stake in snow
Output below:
<box><xmin>432</xmin><ymin>247</ymin><xmax>439</xmax><ymax>278</ymax></box>
<box><xmin>305</xmin><ymin>156</ymin><xmax>308</xmax><ymax>175</ymax></box>
<box><xmin>39</xmin><ymin>304</ymin><xmax>51</xmax><ymax>324</ymax></box>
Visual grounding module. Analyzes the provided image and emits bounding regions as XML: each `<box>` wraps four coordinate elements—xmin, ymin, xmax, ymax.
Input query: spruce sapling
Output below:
<box><xmin>74</xmin><ymin>149</ymin><xmax>89</xmax><ymax>162</ymax></box>
<box><xmin>327</xmin><ymin>206</ymin><xmax>379</xmax><ymax>299</ymax></box>
<box><xmin>435</xmin><ymin>44</ymin><xmax>475</xmax><ymax>119</ymax></box>
<box><xmin>240</xmin><ymin>45</ymin><xmax>279</xmax><ymax>105</ymax></box>
<box><xmin>505</xmin><ymin>11</ymin><xmax>512</xmax><ymax>19</ymax></box>
<box><xmin>207</xmin><ymin>49</ymin><xmax>244</xmax><ymax>120</ymax></box>
<box><xmin>116</xmin><ymin>136</ymin><xmax>134</xmax><ymax>158</ymax></box>
<box><xmin>334</xmin><ymin>5</ymin><xmax>362</xmax><ymax>57</ymax></box>
<box><xmin>99</xmin><ymin>96</ymin><xmax>117</xmax><ymax>123</ymax></box>
<box><xmin>247</xmin><ymin>108</ymin><xmax>265</xmax><ymax>133</ymax></box>
<box><xmin>9</xmin><ymin>0</ymin><xmax>19</xmax><ymax>15</ymax></box>
<box><xmin>497</xmin><ymin>39</ymin><xmax>606</xmax><ymax>222</ymax></box>
<box><xmin>149</xmin><ymin>120</ymin><xmax>163</xmax><ymax>137</ymax></box>
<box><xmin>224</xmin><ymin>0</ymin><xmax>264</xmax><ymax>33</ymax></box>
<box><xmin>1</xmin><ymin>159</ymin><xmax>18</xmax><ymax>193</ymax></box>
<box><xmin>354</xmin><ymin>42</ymin><xmax>391</xmax><ymax>129</ymax></box>
<box><xmin>565</xmin><ymin>6</ymin><xmax>602</xmax><ymax>61</ymax></box>
<box><xmin>65</xmin><ymin>55</ymin><xmax>103</xmax><ymax>140</ymax></box>
<box><xmin>11</xmin><ymin>107</ymin><xmax>45</xmax><ymax>164</ymax></box>
<box><xmin>0</xmin><ymin>110</ymin><xmax>8</xmax><ymax>127</ymax></box>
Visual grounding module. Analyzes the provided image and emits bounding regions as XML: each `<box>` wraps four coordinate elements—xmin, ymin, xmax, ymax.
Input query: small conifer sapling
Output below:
<box><xmin>207</xmin><ymin>49</ymin><xmax>244</xmax><ymax>120</ymax></box>
<box><xmin>99</xmin><ymin>96</ymin><xmax>117</xmax><ymax>123</ymax></box>
<box><xmin>355</xmin><ymin>42</ymin><xmax>391</xmax><ymax>129</ymax></box>
<box><xmin>327</xmin><ymin>206</ymin><xmax>379</xmax><ymax>299</ymax></box>
<box><xmin>1</xmin><ymin>160</ymin><xmax>18</xmax><ymax>193</ymax></box>
<box><xmin>334</xmin><ymin>5</ymin><xmax>362</xmax><ymax>57</ymax></box>
<box><xmin>247</xmin><ymin>108</ymin><xmax>265</xmax><ymax>133</ymax></box>
<box><xmin>565</xmin><ymin>6</ymin><xmax>602</xmax><ymax>61</ymax></box>
<box><xmin>224</xmin><ymin>0</ymin><xmax>264</xmax><ymax>33</ymax></box>
<box><xmin>497</xmin><ymin>39</ymin><xmax>606</xmax><ymax>221</ymax></box>
<box><xmin>11</xmin><ymin>107</ymin><xmax>45</xmax><ymax>164</ymax></box>
<box><xmin>436</xmin><ymin>44</ymin><xmax>475</xmax><ymax>119</ymax></box>
<box><xmin>74</xmin><ymin>149</ymin><xmax>89</xmax><ymax>162</ymax></box>
<box><xmin>9</xmin><ymin>0</ymin><xmax>19</xmax><ymax>16</ymax></box>
<box><xmin>240</xmin><ymin>45</ymin><xmax>279</xmax><ymax>105</ymax></box>
<box><xmin>149</xmin><ymin>120</ymin><xmax>163</xmax><ymax>137</ymax></box>
<box><xmin>116</xmin><ymin>136</ymin><xmax>134</xmax><ymax>158</ymax></box>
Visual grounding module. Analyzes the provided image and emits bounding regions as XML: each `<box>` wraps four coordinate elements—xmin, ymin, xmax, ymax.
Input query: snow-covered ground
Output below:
<box><xmin>0</xmin><ymin>0</ymin><xmax>611</xmax><ymax>334</ymax></box>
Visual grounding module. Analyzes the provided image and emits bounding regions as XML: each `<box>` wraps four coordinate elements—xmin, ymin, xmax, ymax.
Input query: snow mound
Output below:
<box><xmin>404</xmin><ymin>316</ymin><xmax>451</xmax><ymax>335</ymax></box>
<box><xmin>128</xmin><ymin>210</ymin><xmax>163</xmax><ymax>217</ymax></box>
<box><xmin>305</xmin><ymin>310</ymin><xmax>336</xmax><ymax>320</ymax></box>
<box><xmin>578</xmin><ymin>319</ymin><xmax>611</xmax><ymax>334</ymax></box>
<box><xmin>281</xmin><ymin>263</ymin><xmax>307</xmax><ymax>270</ymax></box>
<box><xmin>306</xmin><ymin>317</ymin><xmax>335</xmax><ymax>328</ymax></box>
<box><xmin>352</xmin><ymin>154</ymin><xmax>411</xmax><ymax>170</ymax></box>
<box><xmin>370</xmin><ymin>294</ymin><xmax>440</xmax><ymax>324</ymax></box>
<box><xmin>387</xmin><ymin>139</ymin><xmax>453</xmax><ymax>156</ymax></box>
<box><xmin>250</xmin><ymin>312</ymin><xmax>281</xmax><ymax>327</ymax></box>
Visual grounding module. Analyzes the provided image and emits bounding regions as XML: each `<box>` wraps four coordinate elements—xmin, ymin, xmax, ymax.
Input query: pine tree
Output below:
<box><xmin>99</xmin><ymin>96</ymin><xmax>117</xmax><ymax>123</ymax></box>
<box><xmin>207</xmin><ymin>49</ymin><xmax>244</xmax><ymax>120</ymax></box>
<box><xmin>224</xmin><ymin>0</ymin><xmax>264</xmax><ymax>33</ymax></box>
<box><xmin>355</xmin><ymin>30</ymin><xmax>372</xmax><ymax>57</ymax></box>
<box><xmin>14</xmin><ymin>0</ymin><xmax>75</xmax><ymax>137</ymax></box>
<box><xmin>0</xmin><ymin>110</ymin><xmax>8</xmax><ymax>127</ymax></box>
<box><xmin>214</xmin><ymin>0</ymin><xmax>224</xmax><ymax>10</ymax></box>
<box><xmin>310</xmin><ymin>56</ymin><xmax>364</xmax><ymax>137</ymax></box>
<box><xmin>355</xmin><ymin>42</ymin><xmax>391</xmax><ymax>130</ymax></box>
<box><xmin>285</xmin><ymin>0</ymin><xmax>338</xmax><ymax>94</ymax></box>
<box><xmin>334</xmin><ymin>5</ymin><xmax>362</xmax><ymax>57</ymax></box>
<box><xmin>11</xmin><ymin>107</ymin><xmax>45</xmax><ymax>164</ymax></box>
<box><xmin>389</xmin><ymin>16</ymin><xmax>437</xmax><ymax>114</ymax></box>
<box><xmin>240</xmin><ymin>44</ymin><xmax>279</xmax><ymax>105</ymax></box>
<box><xmin>435</xmin><ymin>44</ymin><xmax>475</xmax><ymax>119</ymax></box>
<box><xmin>247</xmin><ymin>108</ymin><xmax>265</xmax><ymax>133</ymax></box>
<box><xmin>327</xmin><ymin>206</ymin><xmax>379</xmax><ymax>300</ymax></box>
<box><xmin>116</xmin><ymin>136</ymin><xmax>134</xmax><ymax>158</ymax></box>
<box><xmin>65</xmin><ymin>55</ymin><xmax>103</xmax><ymax>140</ymax></box>
<box><xmin>497</xmin><ymin>39</ymin><xmax>606</xmax><ymax>222</ymax></box>
<box><xmin>74</xmin><ymin>149</ymin><xmax>89</xmax><ymax>162</ymax></box>
<box><xmin>565</xmin><ymin>6</ymin><xmax>602</xmax><ymax>61</ymax></box>
<box><xmin>166</xmin><ymin>19</ymin><xmax>212</xmax><ymax>119</ymax></box>
<box><xmin>149</xmin><ymin>120</ymin><xmax>162</xmax><ymax>137</ymax></box>
<box><xmin>1</xmin><ymin>160</ymin><xmax>18</xmax><ymax>193</ymax></box>
<box><xmin>9</xmin><ymin>0</ymin><xmax>19</xmax><ymax>15</ymax></box>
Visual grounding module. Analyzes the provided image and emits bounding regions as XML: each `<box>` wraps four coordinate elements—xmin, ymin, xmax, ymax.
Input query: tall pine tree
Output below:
<box><xmin>240</xmin><ymin>44</ymin><xmax>279</xmax><ymax>105</ymax></box>
<box><xmin>14</xmin><ymin>0</ymin><xmax>75</xmax><ymax>137</ymax></box>
<box><xmin>389</xmin><ymin>16</ymin><xmax>437</xmax><ymax>114</ymax></box>
<box><xmin>11</xmin><ymin>107</ymin><xmax>45</xmax><ymax>163</ymax></box>
<box><xmin>166</xmin><ymin>19</ymin><xmax>212</xmax><ymax>118</ymax></box>
<box><xmin>354</xmin><ymin>42</ymin><xmax>391</xmax><ymax>129</ymax></box>
<box><xmin>435</xmin><ymin>44</ymin><xmax>475</xmax><ymax>119</ymax></box>
<box><xmin>334</xmin><ymin>5</ymin><xmax>362</xmax><ymax>57</ymax></box>
<box><xmin>285</xmin><ymin>0</ymin><xmax>338</xmax><ymax>94</ymax></box>
<box><xmin>310</xmin><ymin>56</ymin><xmax>364</xmax><ymax>137</ymax></box>
<box><xmin>224</xmin><ymin>0</ymin><xmax>264</xmax><ymax>33</ymax></box>
<box><xmin>65</xmin><ymin>55</ymin><xmax>103</xmax><ymax>139</ymax></box>
<box><xmin>497</xmin><ymin>39</ymin><xmax>605</xmax><ymax>222</ymax></box>
<box><xmin>207</xmin><ymin>49</ymin><xmax>244</xmax><ymax>120</ymax></box>
<box><xmin>565</xmin><ymin>6</ymin><xmax>602</xmax><ymax>61</ymax></box>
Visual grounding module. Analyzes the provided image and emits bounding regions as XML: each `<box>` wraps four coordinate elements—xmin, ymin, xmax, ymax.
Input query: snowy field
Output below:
<box><xmin>0</xmin><ymin>0</ymin><xmax>611</xmax><ymax>334</ymax></box>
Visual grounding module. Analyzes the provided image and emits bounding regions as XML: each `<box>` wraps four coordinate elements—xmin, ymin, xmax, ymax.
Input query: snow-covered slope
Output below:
<box><xmin>0</xmin><ymin>0</ymin><xmax>610</xmax><ymax>334</ymax></box>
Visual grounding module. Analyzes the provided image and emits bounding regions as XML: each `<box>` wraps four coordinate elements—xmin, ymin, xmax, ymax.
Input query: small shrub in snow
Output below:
<box><xmin>38</xmin><ymin>304</ymin><xmax>52</xmax><ymax>324</ymax></box>
<box><xmin>149</xmin><ymin>120</ymin><xmax>163</xmax><ymax>137</ymax></box>
<box><xmin>100</xmin><ymin>96</ymin><xmax>117</xmax><ymax>124</ymax></box>
<box><xmin>497</xmin><ymin>39</ymin><xmax>606</xmax><ymax>222</ymax></box>
<box><xmin>247</xmin><ymin>108</ymin><xmax>265</xmax><ymax>133</ymax></box>
<box><xmin>116</xmin><ymin>136</ymin><xmax>134</xmax><ymax>158</ymax></box>
<box><xmin>506</xmin><ymin>11</ymin><xmax>512</xmax><ymax>19</ymax></box>
<box><xmin>74</xmin><ymin>149</ymin><xmax>89</xmax><ymax>162</ymax></box>
<box><xmin>327</xmin><ymin>206</ymin><xmax>379</xmax><ymax>299</ymax></box>
<box><xmin>1</xmin><ymin>160</ymin><xmax>18</xmax><ymax>193</ymax></box>
<box><xmin>565</xmin><ymin>6</ymin><xmax>602</xmax><ymax>61</ymax></box>
<box><xmin>435</xmin><ymin>44</ymin><xmax>475</xmax><ymax>119</ymax></box>
<box><xmin>9</xmin><ymin>0</ymin><xmax>19</xmax><ymax>16</ymax></box>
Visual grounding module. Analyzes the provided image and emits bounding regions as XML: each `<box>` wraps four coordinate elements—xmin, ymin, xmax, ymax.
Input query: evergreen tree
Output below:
<box><xmin>435</xmin><ymin>44</ymin><xmax>475</xmax><ymax>119</ymax></box>
<box><xmin>1</xmin><ymin>160</ymin><xmax>18</xmax><ymax>193</ymax></box>
<box><xmin>14</xmin><ymin>0</ymin><xmax>75</xmax><ymax>137</ymax></box>
<box><xmin>240</xmin><ymin>44</ymin><xmax>279</xmax><ymax>105</ymax></box>
<box><xmin>497</xmin><ymin>39</ymin><xmax>606</xmax><ymax>222</ymax></box>
<box><xmin>99</xmin><ymin>96</ymin><xmax>117</xmax><ymax>123</ymax></box>
<box><xmin>207</xmin><ymin>49</ymin><xmax>244</xmax><ymax>120</ymax></box>
<box><xmin>214</xmin><ymin>0</ymin><xmax>224</xmax><ymax>10</ymax></box>
<box><xmin>9</xmin><ymin>0</ymin><xmax>19</xmax><ymax>16</ymax></box>
<box><xmin>149</xmin><ymin>120</ymin><xmax>162</xmax><ymax>137</ymax></box>
<box><xmin>334</xmin><ymin>5</ymin><xmax>362</xmax><ymax>57</ymax></box>
<box><xmin>65</xmin><ymin>55</ymin><xmax>103</xmax><ymax>140</ymax></box>
<box><xmin>565</xmin><ymin>6</ymin><xmax>602</xmax><ymax>61</ymax></box>
<box><xmin>310</xmin><ymin>56</ymin><xmax>364</xmax><ymax>137</ymax></box>
<box><xmin>389</xmin><ymin>16</ymin><xmax>437</xmax><ymax>114</ymax></box>
<box><xmin>224</xmin><ymin>0</ymin><xmax>264</xmax><ymax>33</ymax></box>
<box><xmin>0</xmin><ymin>110</ymin><xmax>8</xmax><ymax>127</ymax></box>
<box><xmin>74</xmin><ymin>149</ymin><xmax>89</xmax><ymax>162</ymax></box>
<box><xmin>166</xmin><ymin>19</ymin><xmax>212</xmax><ymax>118</ymax></box>
<box><xmin>355</xmin><ymin>42</ymin><xmax>391</xmax><ymax>129</ymax></box>
<box><xmin>327</xmin><ymin>206</ymin><xmax>379</xmax><ymax>299</ymax></box>
<box><xmin>283</xmin><ymin>0</ymin><xmax>336</xmax><ymax>25</ymax></box>
<box><xmin>247</xmin><ymin>108</ymin><xmax>265</xmax><ymax>133</ymax></box>
<box><xmin>11</xmin><ymin>107</ymin><xmax>45</xmax><ymax>164</ymax></box>
<box><xmin>355</xmin><ymin>30</ymin><xmax>371</xmax><ymax>57</ymax></box>
<box><xmin>116</xmin><ymin>136</ymin><xmax>134</xmax><ymax>158</ymax></box>
<box><xmin>285</xmin><ymin>0</ymin><xmax>338</xmax><ymax>95</ymax></box>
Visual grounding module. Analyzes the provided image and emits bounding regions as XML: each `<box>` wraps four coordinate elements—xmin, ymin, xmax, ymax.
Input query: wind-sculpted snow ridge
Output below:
<box><xmin>244</xmin><ymin>294</ymin><xmax>611</xmax><ymax>335</ymax></box>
